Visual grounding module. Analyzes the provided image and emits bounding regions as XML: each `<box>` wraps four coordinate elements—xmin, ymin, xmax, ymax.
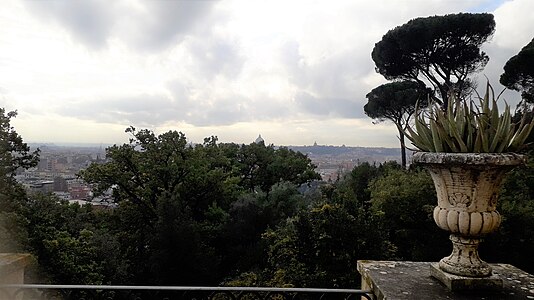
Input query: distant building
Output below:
<box><xmin>53</xmin><ymin>191</ymin><xmax>71</xmax><ymax>201</ymax></box>
<box><xmin>255</xmin><ymin>134</ymin><xmax>265</xmax><ymax>144</ymax></box>
<box><xmin>69</xmin><ymin>185</ymin><xmax>92</xmax><ymax>200</ymax></box>
<box><xmin>26</xmin><ymin>180</ymin><xmax>55</xmax><ymax>194</ymax></box>
<box><xmin>37</xmin><ymin>158</ymin><xmax>50</xmax><ymax>171</ymax></box>
<box><xmin>69</xmin><ymin>199</ymin><xmax>91</xmax><ymax>206</ymax></box>
<box><xmin>54</xmin><ymin>177</ymin><xmax>68</xmax><ymax>192</ymax></box>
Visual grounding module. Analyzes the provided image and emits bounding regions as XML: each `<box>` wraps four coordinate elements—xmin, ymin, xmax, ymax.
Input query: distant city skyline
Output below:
<box><xmin>21</xmin><ymin>141</ymin><xmax>403</xmax><ymax>193</ymax></box>
<box><xmin>1</xmin><ymin>0</ymin><xmax>533</xmax><ymax>147</ymax></box>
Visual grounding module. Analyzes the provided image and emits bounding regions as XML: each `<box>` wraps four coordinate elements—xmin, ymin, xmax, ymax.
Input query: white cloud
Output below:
<box><xmin>1</xmin><ymin>0</ymin><xmax>530</xmax><ymax>147</ymax></box>
<box><xmin>492</xmin><ymin>0</ymin><xmax>534</xmax><ymax>50</ymax></box>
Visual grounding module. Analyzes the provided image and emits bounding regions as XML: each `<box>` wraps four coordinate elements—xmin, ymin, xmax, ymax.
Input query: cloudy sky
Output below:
<box><xmin>1</xmin><ymin>0</ymin><xmax>533</xmax><ymax>147</ymax></box>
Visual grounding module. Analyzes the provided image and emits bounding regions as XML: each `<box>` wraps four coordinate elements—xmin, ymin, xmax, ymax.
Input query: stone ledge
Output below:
<box><xmin>0</xmin><ymin>253</ymin><xmax>31</xmax><ymax>284</ymax></box>
<box><xmin>358</xmin><ymin>260</ymin><xmax>534</xmax><ymax>300</ymax></box>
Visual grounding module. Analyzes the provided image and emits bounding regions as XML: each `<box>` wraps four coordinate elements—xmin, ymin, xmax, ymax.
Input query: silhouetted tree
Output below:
<box><xmin>500</xmin><ymin>37</ymin><xmax>534</xmax><ymax>104</ymax></box>
<box><xmin>372</xmin><ymin>13</ymin><xmax>495</xmax><ymax>106</ymax></box>
<box><xmin>365</xmin><ymin>81</ymin><xmax>429</xmax><ymax>168</ymax></box>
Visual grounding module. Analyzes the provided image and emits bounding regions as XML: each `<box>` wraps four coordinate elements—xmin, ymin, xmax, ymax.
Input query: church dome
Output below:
<box><xmin>255</xmin><ymin>134</ymin><xmax>264</xmax><ymax>144</ymax></box>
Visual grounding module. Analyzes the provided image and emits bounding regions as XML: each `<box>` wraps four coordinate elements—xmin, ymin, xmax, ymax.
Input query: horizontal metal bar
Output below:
<box><xmin>0</xmin><ymin>284</ymin><xmax>371</xmax><ymax>294</ymax></box>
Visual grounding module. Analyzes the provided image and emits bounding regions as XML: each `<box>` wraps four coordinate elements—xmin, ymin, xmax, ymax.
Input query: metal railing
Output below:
<box><xmin>0</xmin><ymin>284</ymin><xmax>374</xmax><ymax>300</ymax></box>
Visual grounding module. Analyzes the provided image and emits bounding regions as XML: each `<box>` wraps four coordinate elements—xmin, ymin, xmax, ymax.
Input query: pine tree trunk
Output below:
<box><xmin>399</xmin><ymin>129</ymin><xmax>407</xmax><ymax>169</ymax></box>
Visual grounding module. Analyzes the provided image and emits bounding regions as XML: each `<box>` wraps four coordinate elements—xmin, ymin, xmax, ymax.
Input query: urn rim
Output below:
<box><xmin>412</xmin><ymin>152</ymin><xmax>526</xmax><ymax>166</ymax></box>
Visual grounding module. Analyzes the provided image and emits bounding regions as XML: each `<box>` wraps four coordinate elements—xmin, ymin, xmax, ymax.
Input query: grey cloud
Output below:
<box><xmin>171</xmin><ymin>93</ymin><xmax>290</xmax><ymax>127</ymax></box>
<box><xmin>337</xmin><ymin>98</ymin><xmax>366</xmax><ymax>118</ymax></box>
<box><xmin>24</xmin><ymin>0</ymin><xmax>115</xmax><ymax>48</ymax></box>
<box><xmin>57</xmin><ymin>88</ymin><xmax>281</xmax><ymax>128</ymax></box>
<box><xmin>280</xmin><ymin>41</ymin><xmax>373</xmax><ymax>118</ymax></box>
<box><xmin>31</xmin><ymin>0</ymin><xmax>494</xmax><ymax>130</ymax></box>
<box><xmin>57</xmin><ymin>94</ymin><xmax>179</xmax><ymax>127</ymax></box>
<box><xmin>247</xmin><ymin>97</ymin><xmax>292</xmax><ymax>121</ymax></box>
<box><xmin>195</xmin><ymin>98</ymin><xmax>246</xmax><ymax>126</ymax></box>
<box><xmin>294</xmin><ymin>92</ymin><xmax>329</xmax><ymax>116</ymax></box>
<box><xmin>295</xmin><ymin>92</ymin><xmax>365</xmax><ymax>119</ymax></box>
<box><xmin>306</xmin><ymin>51</ymin><xmax>373</xmax><ymax>95</ymax></box>
<box><xmin>170</xmin><ymin>92</ymin><xmax>249</xmax><ymax>127</ymax></box>
<box><xmin>134</xmin><ymin>1</ymin><xmax>215</xmax><ymax>51</ymax></box>
<box><xmin>187</xmin><ymin>37</ymin><xmax>244</xmax><ymax>79</ymax></box>
<box><xmin>279</xmin><ymin>40</ymin><xmax>301</xmax><ymax>73</ymax></box>
<box><xmin>164</xmin><ymin>79</ymin><xmax>293</xmax><ymax>127</ymax></box>
<box><xmin>24</xmin><ymin>1</ymin><xmax>216</xmax><ymax>51</ymax></box>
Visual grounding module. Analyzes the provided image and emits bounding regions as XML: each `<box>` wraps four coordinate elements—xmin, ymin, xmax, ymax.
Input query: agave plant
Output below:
<box><xmin>405</xmin><ymin>82</ymin><xmax>534</xmax><ymax>153</ymax></box>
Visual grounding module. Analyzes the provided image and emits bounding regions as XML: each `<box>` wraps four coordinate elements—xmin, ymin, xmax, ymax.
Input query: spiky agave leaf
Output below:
<box><xmin>404</xmin><ymin>81</ymin><xmax>534</xmax><ymax>153</ymax></box>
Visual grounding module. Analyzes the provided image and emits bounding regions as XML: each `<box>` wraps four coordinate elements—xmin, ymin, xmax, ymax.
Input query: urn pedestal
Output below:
<box><xmin>413</xmin><ymin>152</ymin><xmax>526</xmax><ymax>286</ymax></box>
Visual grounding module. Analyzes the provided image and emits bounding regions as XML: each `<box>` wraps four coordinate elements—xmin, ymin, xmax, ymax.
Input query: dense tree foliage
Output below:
<box><xmin>369</xmin><ymin>168</ymin><xmax>449</xmax><ymax>261</ymax></box>
<box><xmin>3</xmin><ymin>106</ymin><xmax>534</xmax><ymax>288</ymax></box>
<box><xmin>223</xmin><ymin>162</ymin><xmax>395</xmax><ymax>288</ymax></box>
<box><xmin>372</xmin><ymin>13</ymin><xmax>495</xmax><ymax>105</ymax></box>
<box><xmin>500</xmin><ymin>37</ymin><xmax>534</xmax><ymax>104</ymax></box>
<box><xmin>364</xmin><ymin>82</ymin><xmax>430</xmax><ymax>168</ymax></box>
<box><xmin>76</xmin><ymin>127</ymin><xmax>320</xmax><ymax>285</ymax></box>
<box><xmin>23</xmin><ymin>195</ymin><xmax>121</xmax><ymax>284</ymax></box>
<box><xmin>261</xmin><ymin>201</ymin><xmax>392</xmax><ymax>288</ymax></box>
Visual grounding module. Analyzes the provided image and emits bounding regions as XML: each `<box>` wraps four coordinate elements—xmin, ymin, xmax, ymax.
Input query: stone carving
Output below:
<box><xmin>448</xmin><ymin>193</ymin><xmax>470</xmax><ymax>207</ymax></box>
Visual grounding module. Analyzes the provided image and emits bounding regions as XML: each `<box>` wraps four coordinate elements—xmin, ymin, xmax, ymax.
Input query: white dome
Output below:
<box><xmin>255</xmin><ymin>134</ymin><xmax>264</xmax><ymax>144</ymax></box>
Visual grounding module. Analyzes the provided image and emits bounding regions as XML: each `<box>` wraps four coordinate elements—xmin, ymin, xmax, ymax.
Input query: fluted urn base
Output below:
<box><xmin>439</xmin><ymin>235</ymin><xmax>491</xmax><ymax>277</ymax></box>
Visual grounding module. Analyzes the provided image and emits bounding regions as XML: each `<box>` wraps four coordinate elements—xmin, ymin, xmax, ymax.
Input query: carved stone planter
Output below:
<box><xmin>413</xmin><ymin>152</ymin><xmax>526</xmax><ymax>277</ymax></box>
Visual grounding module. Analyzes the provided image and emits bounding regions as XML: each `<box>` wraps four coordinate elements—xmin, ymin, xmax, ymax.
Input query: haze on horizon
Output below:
<box><xmin>1</xmin><ymin>0</ymin><xmax>533</xmax><ymax>147</ymax></box>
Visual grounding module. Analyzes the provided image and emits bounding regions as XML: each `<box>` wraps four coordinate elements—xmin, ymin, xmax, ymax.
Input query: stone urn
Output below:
<box><xmin>412</xmin><ymin>152</ymin><xmax>526</xmax><ymax>278</ymax></box>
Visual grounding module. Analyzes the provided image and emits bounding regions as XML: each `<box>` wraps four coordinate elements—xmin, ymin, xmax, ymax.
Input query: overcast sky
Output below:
<box><xmin>1</xmin><ymin>0</ymin><xmax>533</xmax><ymax>147</ymax></box>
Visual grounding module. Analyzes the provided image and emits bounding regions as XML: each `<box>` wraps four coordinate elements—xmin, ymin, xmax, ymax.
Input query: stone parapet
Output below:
<box><xmin>358</xmin><ymin>260</ymin><xmax>534</xmax><ymax>299</ymax></box>
<box><xmin>0</xmin><ymin>253</ymin><xmax>31</xmax><ymax>284</ymax></box>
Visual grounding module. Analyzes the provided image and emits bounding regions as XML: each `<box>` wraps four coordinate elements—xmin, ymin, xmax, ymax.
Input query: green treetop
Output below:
<box><xmin>372</xmin><ymin>13</ymin><xmax>495</xmax><ymax>107</ymax></box>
